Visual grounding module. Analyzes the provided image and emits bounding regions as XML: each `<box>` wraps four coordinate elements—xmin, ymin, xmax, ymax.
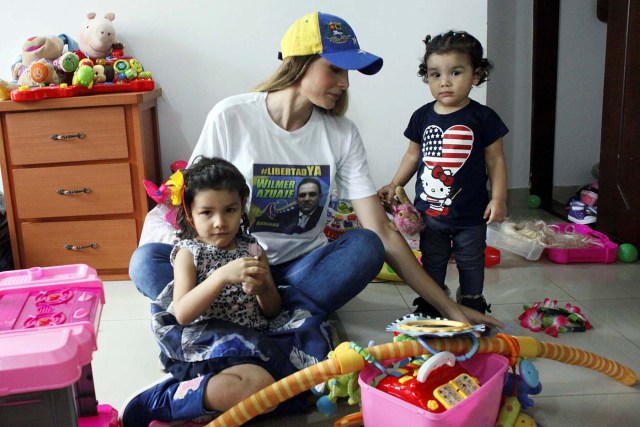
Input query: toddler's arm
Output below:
<box><xmin>484</xmin><ymin>138</ymin><xmax>508</xmax><ymax>224</ymax></box>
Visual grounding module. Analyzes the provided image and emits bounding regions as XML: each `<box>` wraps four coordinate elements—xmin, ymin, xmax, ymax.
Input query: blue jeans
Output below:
<box><xmin>129</xmin><ymin>229</ymin><xmax>385</xmax><ymax>314</ymax></box>
<box><xmin>419</xmin><ymin>216</ymin><xmax>486</xmax><ymax>297</ymax></box>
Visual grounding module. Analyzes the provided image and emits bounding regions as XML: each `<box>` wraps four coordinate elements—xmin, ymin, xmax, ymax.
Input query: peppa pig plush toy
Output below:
<box><xmin>76</xmin><ymin>12</ymin><xmax>116</xmax><ymax>60</ymax></box>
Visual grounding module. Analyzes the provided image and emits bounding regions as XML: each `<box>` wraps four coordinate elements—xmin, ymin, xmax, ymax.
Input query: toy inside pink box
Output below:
<box><xmin>545</xmin><ymin>224</ymin><xmax>618</xmax><ymax>264</ymax></box>
<box><xmin>359</xmin><ymin>353</ymin><xmax>508</xmax><ymax>427</ymax></box>
<box><xmin>0</xmin><ymin>264</ymin><xmax>117</xmax><ymax>426</ymax></box>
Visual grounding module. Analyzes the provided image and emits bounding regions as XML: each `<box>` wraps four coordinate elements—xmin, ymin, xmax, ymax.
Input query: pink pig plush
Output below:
<box><xmin>77</xmin><ymin>12</ymin><xmax>116</xmax><ymax>59</ymax></box>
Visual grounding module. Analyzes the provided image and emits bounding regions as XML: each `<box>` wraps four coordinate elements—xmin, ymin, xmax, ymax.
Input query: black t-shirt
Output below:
<box><xmin>404</xmin><ymin>100</ymin><xmax>508</xmax><ymax>226</ymax></box>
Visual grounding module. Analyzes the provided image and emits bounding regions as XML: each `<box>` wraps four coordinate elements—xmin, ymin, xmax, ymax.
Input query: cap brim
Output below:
<box><xmin>320</xmin><ymin>50</ymin><xmax>383</xmax><ymax>75</ymax></box>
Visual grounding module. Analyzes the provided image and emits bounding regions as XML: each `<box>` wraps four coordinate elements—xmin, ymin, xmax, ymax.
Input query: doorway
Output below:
<box><xmin>529</xmin><ymin>0</ymin><xmax>607</xmax><ymax>220</ymax></box>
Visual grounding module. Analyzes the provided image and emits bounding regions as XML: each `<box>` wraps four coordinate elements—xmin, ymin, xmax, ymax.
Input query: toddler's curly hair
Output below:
<box><xmin>418</xmin><ymin>30</ymin><xmax>493</xmax><ymax>85</ymax></box>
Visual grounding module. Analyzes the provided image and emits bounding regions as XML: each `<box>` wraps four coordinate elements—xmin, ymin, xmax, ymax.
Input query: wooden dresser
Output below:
<box><xmin>0</xmin><ymin>89</ymin><xmax>162</xmax><ymax>280</ymax></box>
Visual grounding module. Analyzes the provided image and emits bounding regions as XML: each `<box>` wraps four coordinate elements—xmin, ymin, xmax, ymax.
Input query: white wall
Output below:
<box><xmin>0</xmin><ymin>0</ymin><xmax>489</xmax><ymax>195</ymax></box>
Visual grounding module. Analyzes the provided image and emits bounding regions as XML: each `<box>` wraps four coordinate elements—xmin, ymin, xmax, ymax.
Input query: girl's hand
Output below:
<box><xmin>240</xmin><ymin>257</ymin><xmax>271</xmax><ymax>295</ymax></box>
<box><xmin>217</xmin><ymin>256</ymin><xmax>268</xmax><ymax>293</ymax></box>
<box><xmin>377</xmin><ymin>183</ymin><xmax>399</xmax><ymax>205</ymax></box>
<box><xmin>484</xmin><ymin>199</ymin><xmax>507</xmax><ymax>224</ymax></box>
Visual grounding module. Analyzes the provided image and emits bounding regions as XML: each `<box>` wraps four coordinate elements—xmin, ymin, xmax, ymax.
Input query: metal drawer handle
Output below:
<box><xmin>56</xmin><ymin>187</ymin><xmax>92</xmax><ymax>195</ymax></box>
<box><xmin>50</xmin><ymin>132</ymin><xmax>86</xmax><ymax>141</ymax></box>
<box><xmin>64</xmin><ymin>243</ymin><xmax>98</xmax><ymax>251</ymax></box>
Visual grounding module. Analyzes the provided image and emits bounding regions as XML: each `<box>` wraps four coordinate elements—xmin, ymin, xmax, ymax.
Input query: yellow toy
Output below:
<box><xmin>0</xmin><ymin>80</ymin><xmax>18</xmax><ymax>101</ymax></box>
<box><xmin>376</xmin><ymin>249</ymin><xmax>422</xmax><ymax>282</ymax></box>
<box><xmin>314</xmin><ymin>343</ymin><xmax>363</xmax><ymax>417</ymax></box>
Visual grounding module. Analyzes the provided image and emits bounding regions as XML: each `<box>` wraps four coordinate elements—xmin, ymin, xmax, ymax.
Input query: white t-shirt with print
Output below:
<box><xmin>189</xmin><ymin>92</ymin><xmax>376</xmax><ymax>265</ymax></box>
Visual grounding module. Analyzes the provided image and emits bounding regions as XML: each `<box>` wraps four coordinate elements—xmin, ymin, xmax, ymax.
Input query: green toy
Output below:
<box><xmin>618</xmin><ymin>243</ymin><xmax>638</xmax><ymax>263</ymax></box>
<box><xmin>527</xmin><ymin>194</ymin><xmax>541</xmax><ymax>209</ymax></box>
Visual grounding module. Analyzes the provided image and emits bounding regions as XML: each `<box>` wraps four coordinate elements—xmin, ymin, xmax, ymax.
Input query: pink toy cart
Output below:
<box><xmin>0</xmin><ymin>264</ymin><xmax>117</xmax><ymax>427</ymax></box>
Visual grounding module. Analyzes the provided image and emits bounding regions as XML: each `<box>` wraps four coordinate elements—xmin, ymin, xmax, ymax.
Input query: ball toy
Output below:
<box><xmin>618</xmin><ymin>243</ymin><xmax>638</xmax><ymax>263</ymax></box>
<box><xmin>527</xmin><ymin>194</ymin><xmax>542</xmax><ymax>209</ymax></box>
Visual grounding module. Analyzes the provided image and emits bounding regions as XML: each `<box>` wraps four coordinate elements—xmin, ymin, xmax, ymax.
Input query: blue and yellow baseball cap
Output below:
<box><xmin>279</xmin><ymin>12</ymin><xmax>383</xmax><ymax>75</ymax></box>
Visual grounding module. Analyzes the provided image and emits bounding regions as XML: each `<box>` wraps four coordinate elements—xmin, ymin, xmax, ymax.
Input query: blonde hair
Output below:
<box><xmin>254</xmin><ymin>55</ymin><xmax>349</xmax><ymax>117</ymax></box>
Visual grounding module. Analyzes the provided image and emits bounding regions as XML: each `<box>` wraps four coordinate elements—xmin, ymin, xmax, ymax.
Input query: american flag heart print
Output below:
<box><xmin>422</xmin><ymin>124</ymin><xmax>474</xmax><ymax>175</ymax></box>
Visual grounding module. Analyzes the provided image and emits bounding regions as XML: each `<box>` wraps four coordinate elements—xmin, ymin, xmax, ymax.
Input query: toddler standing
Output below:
<box><xmin>379</xmin><ymin>30</ymin><xmax>508</xmax><ymax>316</ymax></box>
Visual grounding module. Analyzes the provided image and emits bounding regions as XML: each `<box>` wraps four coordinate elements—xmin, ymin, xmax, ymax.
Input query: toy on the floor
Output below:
<box><xmin>527</xmin><ymin>194</ymin><xmax>541</xmax><ymax>209</ymax></box>
<box><xmin>502</xmin><ymin>359</ymin><xmax>542</xmax><ymax>410</ymax></box>
<box><xmin>488</xmin><ymin>219</ymin><xmax>619</xmax><ymax>262</ymax></box>
<box><xmin>544</xmin><ymin>223</ymin><xmax>618</xmax><ymax>264</ymax></box>
<box><xmin>617</xmin><ymin>243</ymin><xmax>638</xmax><ymax>263</ymax></box>
<box><xmin>495</xmin><ymin>334</ymin><xmax>541</xmax><ymax>427</ymax></box>
<box><xmin>376</xmin><ymin>244</ymin><xmax>501</xmax><ymax>282</ymax></box>
<box><xmin>313</xmin><ymin>345</ymin><xmax>363</xmax><ymax>417</ymax></box>
<box><xmin>519</xmin><ymin>298</ymin><xmax>592</xmax><ymax>337</ymax></box>
<box><xmin>495</xmin><ymin>396</ymin><xmax>538</xmax><ymax>427</ymax></box>
<box><xmin>201</xmin><ymin>315</ymin><xmax>638</xmax><ymax>427</ymax></box>
<box><xmin>0</xmin><ymin>264</ymin><xmax>118</xmax><ymax>426</ymax></box>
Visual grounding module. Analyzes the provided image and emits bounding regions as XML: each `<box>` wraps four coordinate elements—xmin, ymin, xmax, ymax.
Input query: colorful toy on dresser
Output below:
<box><xmin>7</xmin><ymin>12</ymin><xmax>155</xmax><ymax>102</ymax></box>
<box><xmin>0</xmin><ymin>264</ymin><xmax>117</xmax><ymax>427</ymax></box>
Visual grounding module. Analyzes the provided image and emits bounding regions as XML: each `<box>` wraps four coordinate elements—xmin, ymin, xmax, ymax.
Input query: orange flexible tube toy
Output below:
<box><xmin>205</xmin><ymin>336</ymin><xmax>638</xmax><ymax>427</ymax></box>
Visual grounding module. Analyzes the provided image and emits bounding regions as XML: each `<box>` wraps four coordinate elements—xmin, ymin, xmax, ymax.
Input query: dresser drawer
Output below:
<box><xmin>5</xmin><ymin>106</ymin><xmax>128</xmax><ymax>165</ymax></box>
<box><xmin>13</xmin><ymin>163</ymin><xmax>133</xmax><ymax>219</ymax></box>
<box><xmin>20</xmin><ymin>219</ymin><xmax>138</xmax><ymax>270</ymax></box>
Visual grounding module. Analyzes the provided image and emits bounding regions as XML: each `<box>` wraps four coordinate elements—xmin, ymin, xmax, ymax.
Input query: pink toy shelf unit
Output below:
<box><xmin>0</xmin><ymin>264</ymin><xmax>117</xmax><ymax>427</ymax></box>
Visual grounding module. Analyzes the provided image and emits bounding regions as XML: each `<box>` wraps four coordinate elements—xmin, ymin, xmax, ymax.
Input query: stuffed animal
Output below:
<box><xmin>502</xmin><ymin>360</ymin><xmax>542</xmax><ymax>410</ymax></box>
<box><xmin>11</xmin><ymin>35</ymin><xmax>64</xmax><ymax>81</ymax></box>
<box><xmin>77</xmin><ymin>12</ymin><xmax>116</xmax><ymax>60</ymax></box>
<box><xmin>386</xmin><ymin>186</ymin><xmax>425</xmax><ymax>237</ymax></box>
<box><xmin>10</xmin><ymin>35</ymin><xmax>80</xmax><ymax>85</ymax></box>
<box><xmin>18</xmin><ymin>59</ymin><xmax>60</xmax><ymax>86</ymax></box>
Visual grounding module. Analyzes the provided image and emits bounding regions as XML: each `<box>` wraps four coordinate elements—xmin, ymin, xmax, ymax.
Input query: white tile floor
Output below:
<box><xmin>92</xmin><ymin>198</ymin><xmax>640</xmax><ymax>426</ymax></box>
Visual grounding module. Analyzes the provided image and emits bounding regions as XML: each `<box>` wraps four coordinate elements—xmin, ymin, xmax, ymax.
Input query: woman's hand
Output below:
<box><xmin>441</xmin><ymin>302</ymin><xmax>505</xmax><ymax>328</ymax></box>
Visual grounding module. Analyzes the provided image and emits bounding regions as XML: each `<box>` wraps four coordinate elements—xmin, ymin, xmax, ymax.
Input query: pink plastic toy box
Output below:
<box><xmin>545</xmin><ymin>224</ymin><xmax>618</xmax><ymax>264</ymax></box>
<box><xmin>0</xmin><ymin>264</ymin><xmax>117</xmax><ymax>427</ymax></box>
<box><xmin>359</xmin><ymin>353</ymin><xmax>508</xmax><ymax>427</ymax></box>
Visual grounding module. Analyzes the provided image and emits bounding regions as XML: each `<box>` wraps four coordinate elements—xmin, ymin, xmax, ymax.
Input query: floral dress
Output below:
<box><xmin>151</xmin><ymin>234</ymin><xmax>333</xmax><ymax>412</ymax></box>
